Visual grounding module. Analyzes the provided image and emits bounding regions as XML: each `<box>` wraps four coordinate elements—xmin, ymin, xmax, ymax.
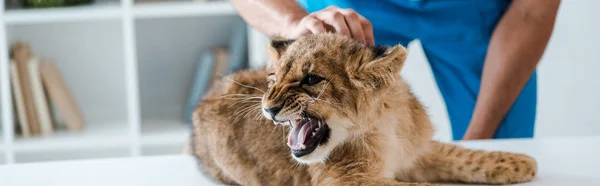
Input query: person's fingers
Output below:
<box><xmin>358</xmin><ymin>14</ymin><xmax>375</xmax><ymax>46</ymax></box>
<box><xmin>340</xmin><ymin>9</ymin><xmax>366</xmax><ymax>44</ymax></box>
<box><xmin>284</xmin><ymin>24</ymin><xmax>310</xmax><ymax>38</ymax></box>
<box><xmin>302</xmin><ymin>16</ymin><xmax>327</xmax><ymax>35</ymax></box>
<box><xmin>314</xmin><ymin>10</ymin><xmax>351</xmax><ymax>36</ymax></box>
<box><xmin>324</xmin><ymin>5</ymin><xmax>339</xmax><ymax>11</ymax></box>
<box><xmin>285</xmin><ymin>16</ymin><xmax>325</xmax><ymax>38</ymax></box>
<box><xmin>290</xmin><ymin>27</ymin><xmax>311</xmax><ymax>38</ymax></box>
<box><xmin>288</xmin><ymin>5</ymin><xmax>375</xmax><ymax>45</ymax></box>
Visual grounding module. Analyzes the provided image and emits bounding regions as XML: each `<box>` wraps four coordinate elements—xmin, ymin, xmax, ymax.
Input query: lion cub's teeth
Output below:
<box><xmin>315</xmin><ymin>127</ymin><xmax>320</xmax><ymax>131</ymax></box>
<box><xmin>312</xmin><ymin>132</ymin><xmax>316</xmax><ymax>136</ymax></box>
<box><xmin>300</xmin><ymin>144</ymin><xmax>306</xmax><ymax>149</ymax></box>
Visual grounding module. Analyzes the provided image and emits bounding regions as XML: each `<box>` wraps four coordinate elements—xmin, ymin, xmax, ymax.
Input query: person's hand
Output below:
<box><xmin>283</xmin><ymin>6</ymin><xmax>374</xmax><ymax>46</ymax></box>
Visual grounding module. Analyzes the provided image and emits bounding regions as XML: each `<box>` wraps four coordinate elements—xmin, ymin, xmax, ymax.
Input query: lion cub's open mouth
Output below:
<box><xmin>287</xmin><ymin>116</ymin><xmax>331</xmax><ymax>157</ymax></box>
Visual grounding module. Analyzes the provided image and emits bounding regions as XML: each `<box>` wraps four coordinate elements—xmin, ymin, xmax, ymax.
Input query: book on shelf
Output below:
<box><xmin>8</xmin><ymin>42</ymin><xmax>86</xmax><ymax>137</ymax></box>
<box><xmin>210</xmin><ymin>47</ymin><xmax>230</xmax><ymax>87</ymax></box>
<box><xmin>41</xmin><ymin>60</ymin><xmax>85</xmax><ymax>132</ymax></box>
<box><xmin>11</xmin><ymin>43</ymin><xmax>41</xmax><ymax>136</ymax></box>
<box><xmin>184</xmin><ymin>50</ymin><xmax>215</xmax><ymax>124</ymax></box>
<box><xmin>9</xmin><ymin>60</ymin><xmax>30</xmax><ymax>137</ymax></box>
<box><xmin>29</xmin><ymin>57</ymin><xmax>54</xmax><ymax>135</ymax></box>
<box><xmin>183</xmin><ymin>21</ymin><xmax>249</xmax><ymax>124</ymax></box>
<box><xmin>226</xmin><ymin>20</ymin><xmax>249</xmax><ymax>75</ymax></box>
<box><xmin>183</xmin><ymin>47</ymin><xmax>229</xmax><ymax>124</ymax></box>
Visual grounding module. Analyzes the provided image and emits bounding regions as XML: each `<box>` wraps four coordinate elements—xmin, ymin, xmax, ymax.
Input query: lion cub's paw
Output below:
<box><xmin>398</xmin><ymin>182</ymin><xmax>437</xmax><ymax>186</ymax></box>
<box><xmin>484</xmin><ymin>153</ymin><xmax>537</xmax><ymax>184</ymax></box>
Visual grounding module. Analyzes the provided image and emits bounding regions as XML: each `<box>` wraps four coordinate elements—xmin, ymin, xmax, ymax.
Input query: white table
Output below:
<box><xmin>1</xmin><ymin>136</ymin><xmax>599</xmax><ymax>186</ymax></box>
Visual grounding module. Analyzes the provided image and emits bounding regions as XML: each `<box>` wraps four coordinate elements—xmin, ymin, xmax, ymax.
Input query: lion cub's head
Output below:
<box><xmin>261</xmin><ymin>33</ymin><xmax>407</xmax><ymax>164</ymax></box>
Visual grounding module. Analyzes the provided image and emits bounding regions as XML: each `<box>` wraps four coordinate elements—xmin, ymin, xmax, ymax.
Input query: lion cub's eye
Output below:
<box><xmin>301</xmin><ymin>74</ymin><xmax>325</xmax><ymax>86</ymax></box>
<box><xmin>267</xmin><ymin>73</ymin><xmax>277</xmax><ymax>88</ymax></box>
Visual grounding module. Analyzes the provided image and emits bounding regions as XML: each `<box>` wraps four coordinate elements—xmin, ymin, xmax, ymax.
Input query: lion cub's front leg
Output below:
<box><xmin>404</xmin><ymin>141</ymin><xmax>537</xmax><ymax>184</ymax></box>
<box><xmin>313</xmin><ymin>174</ymin><xmax>436</xmax><ymax>186</ymax></box>
<box><xmin>310</xmin><ymin>164</ymin><xmax>437</xmax><ymax>186</ymax></box>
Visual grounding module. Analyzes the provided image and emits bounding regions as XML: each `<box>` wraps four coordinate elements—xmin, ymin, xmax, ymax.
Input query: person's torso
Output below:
<box><xmin>298</xmin><ymin>0</ymin><xmax>511</xmax><ymax>45</ymax></box>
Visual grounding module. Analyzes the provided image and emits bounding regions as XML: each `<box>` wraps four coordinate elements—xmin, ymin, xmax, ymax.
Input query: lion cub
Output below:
<box><xmin>186</xmin><ymin>33</ymin><xmax>537</xmax><ymax>186</ymax></box>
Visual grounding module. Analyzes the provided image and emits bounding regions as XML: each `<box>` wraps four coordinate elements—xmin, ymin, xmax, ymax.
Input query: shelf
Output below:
<box><xmin>13</xmin><ymin>122</ymin><xmax>129</xmax><ymax>153</ymax></box>
<box><xmin>6</xmin><ymin>120</ymin><xmax>188</xmax><ymax>155</ymax></box>
<box><xmin>0</xmin><ymin>0</ymin><xmax>239</xmax><ymax>163</ymax></box>
<box><xmin>133</xmin><ymin>1</ymin><xmax>236</xmax><ymax>19</ymax></box>
<box><xmin>141</xmin><ymin>120</ymin><xmax>190</xmax><ymax>147</ymax></box>
<box><xmin>15</xmin><ymin>147</ymin><xmax>130</xmax><ymax>163</ymax></box>
<box><xmin>4</xmin><ymin>2</ymin><xmax>121</xmax><ymax>25</ymax></box>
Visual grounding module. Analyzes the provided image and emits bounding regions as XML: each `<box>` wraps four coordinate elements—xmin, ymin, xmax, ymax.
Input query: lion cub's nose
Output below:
<box><xmin>264</xmin><ymin>106</ymin><xmax>282</xmax><ymax>119</ymax></box>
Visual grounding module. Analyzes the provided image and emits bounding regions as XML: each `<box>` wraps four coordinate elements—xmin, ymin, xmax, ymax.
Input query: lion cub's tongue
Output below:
<box><xmin>288</xmin><ymin>119</ymin><xmax>311</xmax><ymax>150</ymax></box>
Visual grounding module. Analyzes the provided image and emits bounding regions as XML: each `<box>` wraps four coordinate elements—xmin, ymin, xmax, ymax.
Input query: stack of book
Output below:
<box><xmin>9</xmin><ymin>42</ymin><xmax>85</xmax><ymax>137</ymax></box>
<box><xmin>183</xmin><ymin>20</ymin><xmax>249</xmax><ymax>124</ymax></box>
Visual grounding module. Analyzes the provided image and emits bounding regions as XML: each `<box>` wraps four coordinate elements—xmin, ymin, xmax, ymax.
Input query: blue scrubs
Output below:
<box><xmin>299</xmin><ymin>0</ymin><xmax>536</xmax><ymax>140</ymax></box>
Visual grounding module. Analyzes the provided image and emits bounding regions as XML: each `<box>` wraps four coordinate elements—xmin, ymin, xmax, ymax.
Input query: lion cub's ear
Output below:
<box><xmin>369</xmin><ymin>44</ymin><xmax>408</xmax><ymax>72</ymax></box>
<box><xmin>267</xmin><ymin>37</ymin><xmax>296</xmax><ymax>65</ymax></box>
<box><xmin>349</xmin><ymin>44</ymin><xmax>408</xmax><ymax>89</ymax></box>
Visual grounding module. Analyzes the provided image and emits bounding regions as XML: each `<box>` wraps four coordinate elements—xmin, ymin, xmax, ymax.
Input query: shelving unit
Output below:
<box><xmin>12</xmin><ymin>122</ymin><xmax>129</xmax><ymax>153</ymax></box>
<box><xmin>141</xmin><ymin>120</ymin><xmax>188</xmax><ymax>147</ymax></box>
<box><xmin>4</xmin><ymin>2</ymin><xmax>122</xmax><ymax>25</ymax></box>
<box><xmin>133</xmin><ymin>1</ymin><xmax>236</xmax><ymax>18</ymax></box>
<box><xmin>0</xmin><ymin>0</ymin><xmax>268</xmax><ymax>164</ymax></box>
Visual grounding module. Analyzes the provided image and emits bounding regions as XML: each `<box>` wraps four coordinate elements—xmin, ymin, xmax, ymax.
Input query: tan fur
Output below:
<box><xmin>187</xmin><ymin>33</ymin><xmax>537</xmax><ymax>186</ymax></box>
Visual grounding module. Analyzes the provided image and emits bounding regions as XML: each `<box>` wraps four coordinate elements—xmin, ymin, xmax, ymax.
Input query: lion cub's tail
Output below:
<box><xmin>408</xmin><ymin>141</ymin><xmax>537</xmax><ymax>185</ymax></box>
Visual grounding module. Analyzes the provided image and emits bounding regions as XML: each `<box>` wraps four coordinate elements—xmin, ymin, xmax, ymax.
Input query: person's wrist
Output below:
<box><xmin>463</xmin><ymin>120</ymin><xmax>494</xmax><ymax>140</ymax></box>
<box><xmin>462</xmin><ymin>130</ymin><xmax>486</xmax><ymax>140</ymax></box>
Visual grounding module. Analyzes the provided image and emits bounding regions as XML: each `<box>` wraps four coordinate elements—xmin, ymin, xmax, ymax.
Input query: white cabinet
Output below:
<box><xmin>0</xmin><ymin>0</ymin><xmax>261</xmax><ymax>164</ymax></box>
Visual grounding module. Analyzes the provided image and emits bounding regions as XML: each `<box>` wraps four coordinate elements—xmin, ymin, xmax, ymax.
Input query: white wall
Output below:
<box><xmin>249</xmin><ymin>0</ymin><xmax>600</xmax><ymax>141</ymax></box>
<box><xmin>531</xmin><ymin>0</ymin><xmax>600</xmax><ymax>138</ymax></box>
<box><xmin>402</xmin><ymin>0</ymin><xmax>600</xmax><ymax>141</ymax></box>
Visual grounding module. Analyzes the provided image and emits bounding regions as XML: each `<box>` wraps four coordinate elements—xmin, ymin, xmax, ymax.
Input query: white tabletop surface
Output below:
<box><xmin>1</xmin><ymin>136</ymin><xmax>599</xmax><ymax>186</ymax></box>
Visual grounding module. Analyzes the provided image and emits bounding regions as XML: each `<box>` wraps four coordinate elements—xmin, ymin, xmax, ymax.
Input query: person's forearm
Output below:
<box><xmin>463</xmin><ymin>0</ymin><xmax>560</xmax><ymax>140</ymax></box>
<box><xmin>230</xmin><ymin>0</ymin><xmax>308</xmax><ymax>37</ymax></box>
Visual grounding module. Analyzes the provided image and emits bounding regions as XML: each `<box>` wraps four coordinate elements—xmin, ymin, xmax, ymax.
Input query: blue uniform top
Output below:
<box><xmin>298</xmin><ymin>0</ymin><xmax>536</xmax><ymax>140</ymax></box>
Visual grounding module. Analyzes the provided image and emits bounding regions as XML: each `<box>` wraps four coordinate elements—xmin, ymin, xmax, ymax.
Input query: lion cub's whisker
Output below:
<box><xmin>215</xmin><ymin>93</ymin><xmax>262</xmax><ymax>99</ymax></box>
<box><xmin>228</xmin><ymin>103</ymin><xmax>261</xmax><ymax>122</ymax></box>
<box><xmin>218</xmin><ymin>73</ymin><xmax>266</xmax><ymax>94</ymax></box>
<box><xmin>310</xmin><ymin>77</ymin><xmax>334</xmax><ymax>103</ymax></box>
<box><xmin>242</xmin><ymin>105</ymin><xmax>262</xmax><ymax>119</ymax></box>
<box><xmin>232</xmin><ymin>104</ymin><xmax>261</xmax><ymax>123</ymax></box>
<box><xmin>228</xmin><ymin>99</ymin><xmax>262</xmax><ymax>108</ymax></box>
